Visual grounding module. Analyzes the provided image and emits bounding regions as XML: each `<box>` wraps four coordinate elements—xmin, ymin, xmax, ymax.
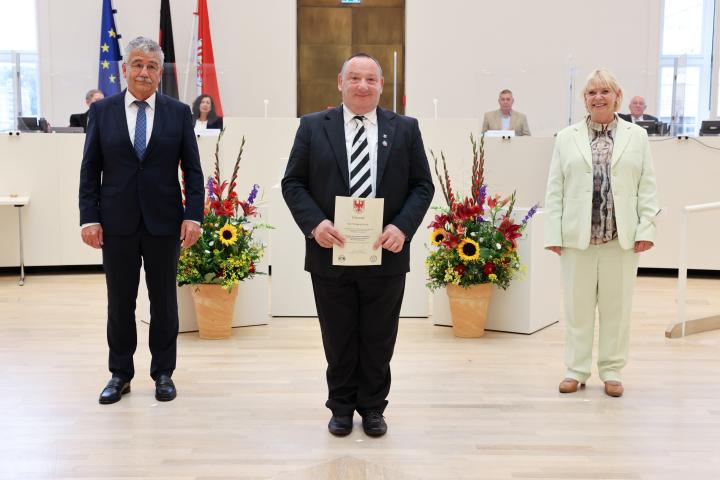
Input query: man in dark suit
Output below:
<box><xmin>69</xmin><ymin>89</ymin><xmax>105</xmax><ymax>132</ymax></box>
<box><xmin>618</xmin><ymin>96</ymin><xmax>658</xmax><ymax>123</ymax></box>
<box><xmin>79</xmin><ymin>37</ymin><xmax>204</xmax><ymax>405</ymax></box>
<box><xmin>282</xmin><ymin>53</ymin><xmax>434</xmax><ymax>437</ymax></box>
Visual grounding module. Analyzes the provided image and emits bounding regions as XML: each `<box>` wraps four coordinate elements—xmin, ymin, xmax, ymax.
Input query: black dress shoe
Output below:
<box><xmin>361</xmin><ymin>411</ymin><xmax>387</xmax><ymax>437</ymax></box>
<box><xmin>328</xmin><ymin>414</ymin><xmax>353</xmax><ymax>436</ymax></box>
<box><xmin>99</xmin><ymin>377</ymin><xmax>130</xmax><ymax>405</ymax></box>
<box><xmin>155</xmin><ymin>374</ymin><xmax>177</xmax><ymax>402</ymax></box>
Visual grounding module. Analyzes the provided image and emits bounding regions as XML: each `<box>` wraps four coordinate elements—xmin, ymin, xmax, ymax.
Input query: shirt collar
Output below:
<box><xmin>125</xmin><ymin>90</ymin><xmax>156</xmax><ymax>111</ymax></box>
<box><xmin>343</xmin><ymin>105</ymin><xmax>377</xmax><ymax>126</ymax></box>
<box><xmin>500</xmin><ymin>110</ymin><xmax>512</xmax><ymax>118</ymax></box>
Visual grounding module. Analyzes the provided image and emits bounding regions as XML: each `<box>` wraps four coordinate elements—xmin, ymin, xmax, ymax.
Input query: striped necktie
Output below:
<box><xmin>349</xmin><ymin>115</ymin><xmax>372</xmax><ymax>198</ymax></box>
<box><xmin>133</xmin><ymin>100</ymin><xmax>148</xmax><ymax>159</ymax></box>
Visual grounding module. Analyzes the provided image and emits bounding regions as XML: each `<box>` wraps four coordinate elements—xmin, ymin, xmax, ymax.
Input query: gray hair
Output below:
<box><xmin>124</xmin><ymin>36</ymin><xmax>165</xmax><ymax>65</ymax></box>
<box><xmin>85</xmin><ymin>89</ymin><xmax>103</xmax><ymax>102</ymax></box>
<box><xmin>340</xmin><ymin>53</ymin><xmax>383</xmax><ymax>78</ymax></box>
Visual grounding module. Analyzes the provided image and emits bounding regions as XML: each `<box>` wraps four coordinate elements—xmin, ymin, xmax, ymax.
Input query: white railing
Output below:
<box><xmin>674</xmin><ymin>201</ymin><xmax>720</xmax><ymax>337</ymax></box>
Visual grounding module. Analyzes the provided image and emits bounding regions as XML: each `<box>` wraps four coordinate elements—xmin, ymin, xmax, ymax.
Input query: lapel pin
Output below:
<box><xmin>382</xmin><ymin>140</ymin><xmax>388</xmax><ymax>147</ymax></box>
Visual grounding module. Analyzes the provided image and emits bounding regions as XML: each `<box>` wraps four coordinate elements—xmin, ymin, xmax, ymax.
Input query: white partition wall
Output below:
<box><xmin>431</xmin><ymin>210</ymin><xmax>562</xmax><ymax>334</ymax></box>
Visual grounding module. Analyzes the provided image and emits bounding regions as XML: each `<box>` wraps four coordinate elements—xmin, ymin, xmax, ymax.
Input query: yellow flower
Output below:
<box><xmin>218</xmin><ymin>223</ymin><xmax>238</xmax><ymax>246</ymax></box>
<box><xmin>431</xmin><ymin>228</ymin><xmax>448</xmax><ymax>246</ymax></box>
<box><xmin>457</xmin><ymin>238</ymin><xmax>480</xmax><ymax>262</ymax></box>
<box><xmin>488</xmin><ymin>274</ymin><xmax>497</xmax><ymax>282</ymax></box>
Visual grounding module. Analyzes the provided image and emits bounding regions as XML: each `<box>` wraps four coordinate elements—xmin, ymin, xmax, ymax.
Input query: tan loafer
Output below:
<box><xmin>558</xmin><ymin>378</ymin><xmax>584</xmax><ymax>393</ymax></box>
<box><xmin>604</xmin><ymin>381</ymin><xmax>624</xmax><ymax>397</ymax></box>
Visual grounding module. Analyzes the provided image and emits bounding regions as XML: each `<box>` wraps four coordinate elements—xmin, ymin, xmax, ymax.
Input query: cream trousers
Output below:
<box><xmin>560</xmin><ymin>239</ymin><xmax>639</xmax><ymax>383</ymax></box>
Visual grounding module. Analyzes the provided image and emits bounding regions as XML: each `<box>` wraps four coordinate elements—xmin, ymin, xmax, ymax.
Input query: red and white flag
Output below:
<box><xmin>193</xmin><ymin>0</ymin><xmax>223</xmax><ymax>116</ymax></box>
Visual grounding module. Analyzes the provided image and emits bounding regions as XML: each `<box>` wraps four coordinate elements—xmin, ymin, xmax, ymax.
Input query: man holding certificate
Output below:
<box><xmin>282</xmin><ymin>53</ymin><xmax>434</xmax><ymax>437</ymax></box>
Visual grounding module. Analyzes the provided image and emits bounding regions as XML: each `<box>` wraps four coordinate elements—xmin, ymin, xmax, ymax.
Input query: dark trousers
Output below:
<box><xmin>102</xmin><ymin>224</ymin><xmax>180</xmax><ymax>381</ymax></box>
<box><xmin>310</xmin><ymin>272</ymin><xmax>406</xmax><ymax>416</ymax></box>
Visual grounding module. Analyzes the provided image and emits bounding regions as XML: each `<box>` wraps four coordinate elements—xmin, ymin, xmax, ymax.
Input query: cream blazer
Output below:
<box><xmin>481</xmin><ymin>109</ymin><xmax>531</xmax><ymax>136</ymax></box>
<box><xmin>543</xmin><ymin>117</ymin><xmax>659</xmax><ymax>250</ymax></box>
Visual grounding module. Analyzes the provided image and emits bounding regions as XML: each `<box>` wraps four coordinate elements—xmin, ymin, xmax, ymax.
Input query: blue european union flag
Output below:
<box><xmin>97</xmin><ymin>0</ymin><xmax>122</xmax><ymax>96</ymax></box>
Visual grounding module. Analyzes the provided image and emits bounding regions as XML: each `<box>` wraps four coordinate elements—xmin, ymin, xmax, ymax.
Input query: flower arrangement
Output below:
<box><xmin>426</xmin><ymin>134</ymin><xmax>537</xmax><ymax>290</ymax></box>
<box><xmin>177</xmin><ymin>132</ymin><xmax>268</xmax><ymax>290</ymax></box>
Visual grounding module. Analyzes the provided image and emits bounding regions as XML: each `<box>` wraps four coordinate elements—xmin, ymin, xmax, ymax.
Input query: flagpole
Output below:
<box><xmin>112</xmin><ymin>1</ymin><xmax>126</xmax><ymax>91</ymax></box>
<box><xmin>183</xmin><ymin>1</ymin><xmax>199</xmax><ymax>105</ymax></box>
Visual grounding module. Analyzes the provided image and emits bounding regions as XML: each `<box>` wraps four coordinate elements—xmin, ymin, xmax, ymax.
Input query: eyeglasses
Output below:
<box><xmin>129</xmin><ymin>63</ymin><xmax>160</xmax><ymax>74</ymax></box>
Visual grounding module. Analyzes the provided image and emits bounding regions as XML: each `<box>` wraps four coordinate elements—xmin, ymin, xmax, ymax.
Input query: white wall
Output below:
<box><xmin>406</xmin><ymin>0</ymin><xmax>662</xmax><ymax>135</ymax></box>
<box><xmin>37</xmin><ymin>0</ymin><xmax>296</xmax><ymax>126</ymax></box>
<box><xmin>37</xmin><ymin>0</ymin><xmax>660</xmax><ymax>135</ymax></box>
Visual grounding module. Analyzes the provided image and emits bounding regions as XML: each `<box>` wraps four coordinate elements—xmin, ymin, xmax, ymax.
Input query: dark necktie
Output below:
<box><xmin>133</xmin><ymin>100</ymin><xmax>148</xmax><ymax>159</ymax></box>
<box><xmin>349</xmin><ymin>115</ymin><xmax>372</xmax><ymax>198</ymax></box>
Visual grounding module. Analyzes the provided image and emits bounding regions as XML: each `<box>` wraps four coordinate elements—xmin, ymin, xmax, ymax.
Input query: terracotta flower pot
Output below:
<box><xmin>190</xmin><ymin>284</ymin><xmax>239</xmax><ymax>339</ymax></box>
<box><xmin>446</xmin><ymin>283</ymin><xmax>493</xmax><ymax>337</ymax></box>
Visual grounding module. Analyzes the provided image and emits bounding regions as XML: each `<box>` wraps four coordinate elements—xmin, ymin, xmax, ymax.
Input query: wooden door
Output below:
<box><xmin>297</xmin><ymin>0</ymin><xmax>405</xmax><ymax>116</ymax></box>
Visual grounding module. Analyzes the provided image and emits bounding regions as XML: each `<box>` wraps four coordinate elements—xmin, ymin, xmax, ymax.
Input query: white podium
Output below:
<box><xmin>431</xmin><ymin>210</ymin><xmax>562</xmax><ymax>334</ymax></box>
<box><xmin>136</xmin><ymin>205</ymin><xmax>272</xmax><ymax>333</ymax></box>
<box><xmin>137</xmin><ymin>274</ymin><xmax>270</xmax><ymax>333</ymax></box>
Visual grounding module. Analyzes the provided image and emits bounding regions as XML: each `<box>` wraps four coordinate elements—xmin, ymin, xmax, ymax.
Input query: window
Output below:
<box><xmin>0</xmin><ymin>0</ymin><xmax>39</xmax><ymax>131</ymax></box>
<box><xmin>659</xmin><ymin>0</ymin><xmax>716</xmax><ymax>134</ymax></box>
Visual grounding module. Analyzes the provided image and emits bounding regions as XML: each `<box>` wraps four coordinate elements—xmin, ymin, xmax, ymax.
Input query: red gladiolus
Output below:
<box><xmin>497</xmin><ymin>217</ymin><xmax>522</xmax><ymax>247</ymax></box>
<box><xmin>483</xmin><ymin>262</ymin><xmax>494</xmax><ymax>275</ymax></box>
<box><xmin>429</xmin><ymin>214</ymin><xmax>451</xmax><ymax>229</ymax></box>
<box><xmin>240</xmin><ymin>201</ymin><xmax>257</xmax><ymax>217</ymax></box>
<box><xmin>442</xmin><ymin>232</ymin><xmax>460</xmax><ymax>248</ymax></box>
<box><xmin>249</xmin><ymin>262</ymin><xmax>256</xmax><ymax>273</ymax></box>
<box><xmin>454</xmin><ymin>264</ymin><xmax>465</xmax><ymax>276</ymax></box>
<box><xmin>487</xmin><ymin>196</ymin><xmax>498</xmax><ymax>208</ymax></box>
<box><xmin>452</xmin><ymin>197</ymin><xmax>483</xmax><ymax>222</ymax></box>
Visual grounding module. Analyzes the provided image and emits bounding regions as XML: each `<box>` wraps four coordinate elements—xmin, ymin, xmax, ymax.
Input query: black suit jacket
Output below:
<box><xmin>618</xmin><ymin>113</ymin><xmax>658</xmax><ymax>123</ymax></box>
<box><xmin>79</xmin><ymin>91</ymin><xmax>204</xmax><ymax>236</ymax></box>
<box><xmin>69</xmin><ymin>112</ymin><xmax>89</xmax><ymax>132</ymax></box>
<box><xmin>282</xmin><ymin>106</ymin><xmax>434</xmax><ymax>277</ymax></box>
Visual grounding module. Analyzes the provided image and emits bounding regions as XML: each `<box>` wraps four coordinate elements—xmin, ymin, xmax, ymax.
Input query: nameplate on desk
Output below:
<box><xmin>195</xmin><ymin>129</ymin><xmax>221</xmax><ymax>137</ymax></box>
<box><xmin>484</xmin><ymin>130</ymin><xmax>515</xmax><ymax>138</ymax></box>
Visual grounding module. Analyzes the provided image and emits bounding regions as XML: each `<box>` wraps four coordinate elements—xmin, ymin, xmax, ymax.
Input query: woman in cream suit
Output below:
<box><xmin>544</xmin><ymin>69</ymin><xmax>659</xmax><ymax>397</ymax></box>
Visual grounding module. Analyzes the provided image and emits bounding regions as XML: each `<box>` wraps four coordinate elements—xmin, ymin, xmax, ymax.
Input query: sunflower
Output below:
<box><xmin>430</xmin><ymin>228</ymin><xmax>448</xmax><ymax>246</ymax></box>
<box><xmin>218</xmin><ymin>223</ymin><xmax>238</xmax><ymax>246</ymax></box>
<box><xmin>457</xmin><ymin>238</ymin><xmax>480</xmax><ymax>262</ymax></box>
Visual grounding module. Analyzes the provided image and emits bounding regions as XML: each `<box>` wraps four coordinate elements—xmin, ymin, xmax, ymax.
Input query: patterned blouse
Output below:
<box><xmin>587</xmin><ymin>116</ymin><xmax>618</xmax><ymax>244</ymax></box>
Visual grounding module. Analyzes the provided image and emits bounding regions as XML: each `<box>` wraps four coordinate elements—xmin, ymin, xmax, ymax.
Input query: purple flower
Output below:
<box><xmin>247</xmin><ymin>184</ymin><xmax>259</xmax><ymax>204</ymax></box>
<box><xmin>521</xmin><ymin>204</ymin><xmax>538</xmax><ymax>225</ymax></box>
<box><xmin>478</xmin><ymin>184</ymin><xmax>487</xmax><ymax>204</ymax></box>
<box><xmin>206</xmin><ymin>177</ymin><xmax>216</xmax><ymax>200</ymax></box>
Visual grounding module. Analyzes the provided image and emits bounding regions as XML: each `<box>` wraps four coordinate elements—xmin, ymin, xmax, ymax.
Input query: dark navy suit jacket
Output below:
<box><xmin>281</xmin><ymin>106</ymin><xmax>434</xmax><ymax>277</ymax></box>
<box><xmin>79</xmin><ymin>91</ymin><xmax>204</xmax><ymax>236</ymax></box>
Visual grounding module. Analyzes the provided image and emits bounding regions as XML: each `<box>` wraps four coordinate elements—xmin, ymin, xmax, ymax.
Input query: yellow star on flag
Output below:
<box><xmin>108</xmin><ymin>29</ymin><xmax>116</xmax><ymax>38</ymax></box>
<box><xmin>101</xmin><ymin>43</ymin><xmax>109</xmax><ymax>53</ymax></box>
<box><xmin>109</xmin><ymin>74</ymin><xmax>117</xmax><ymax>83</ymax></box>
<box><xmin>101</xmin><ymin>60</ymin><xmax>110</xmax><ymax>70</ymax></box>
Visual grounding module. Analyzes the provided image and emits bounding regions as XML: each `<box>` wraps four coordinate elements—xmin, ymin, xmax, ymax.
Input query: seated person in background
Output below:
<box><xmin>619</xmin><ymin>96</ymin><xmax>658</xmax><ymax>123</ymax></box>
<box><xmin>482</xmin><ymin>89</ymin><xmax>531</xmax><ymax>136</ymax></box>
<box><xmin>192</xmin><ymin>94</ymin><xmax>223</xmax><ymax>130</ymax></box>
<box><xmin>69</xmin><ymin>89</ymin><xmax>104</xmax><ymax>132</ymax></box>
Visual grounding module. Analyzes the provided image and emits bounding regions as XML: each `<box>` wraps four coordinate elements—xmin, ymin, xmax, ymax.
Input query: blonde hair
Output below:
<box><xmin>582</xmin><ymin>69</ymin><xmax>623</xmax><ymax>112</ymax></box>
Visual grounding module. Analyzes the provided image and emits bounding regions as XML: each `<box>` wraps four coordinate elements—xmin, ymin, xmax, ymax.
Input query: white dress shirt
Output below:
<box><xmin>125</xmin><ymin>90</ymin><xmax>156</xmax><ymax>149</ymax></box>
<box><xmin>500</xmin><ymin>112</ymin><xmax>512</xmax><ymax>130</ymax></box>
<box><xmin>343</xmin><ymin>105</ymin><xmax>378</xmax><ymax>198</ymax></box>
